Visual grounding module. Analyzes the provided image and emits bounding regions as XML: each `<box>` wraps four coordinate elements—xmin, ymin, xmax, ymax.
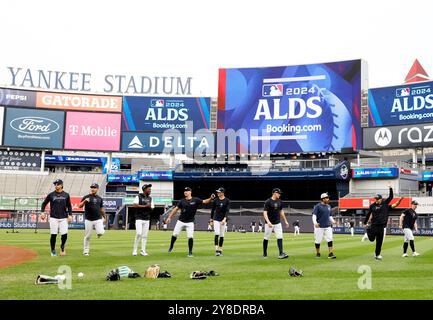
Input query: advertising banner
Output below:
<box><xmin>352</xmin><ymin>167</ymin><xmax>399</xmax><ymax>179</ymax></box>
<box><xmin>64</xmin><ymin>112</ymin><xmax>121</xmax><ymax>151</ymax></box>
<box><xmin>3</xmin><ymin>107</ymin><xmax>65</xmax><ymax>149</ymax></box>
<box><xmin>363</xmin><ymin>122</ymin><xmax>433</xmax><ymax>150</ymax></box>
<box><xmin>0</xmin><ymin>149</ymin><xmax>41</xmax><ymax>170</ymax></box>
<box><xmin>36</xmin><ymin>92</ymin><xmax>122</xmax><ymax>113</ymax></box>
<box><xmin>0</xmin><ymin>106</ymin><xmax>3</xmax><ymax>144</ymax></box>
<box><xmin>122</xmin><ymin>96</ymin><xmax>210</xmax><ymax>131</ymax></box>
<box><xmin>368</xmin><ymin>81</ymin><xmax>433</xmax><ymax>126</ymax></box>
<box><xmin>0</xmin><ymin>87</ymin><xmax>37</xmax><ymax>107</ymax></box>
<box><xmin>0</xmin><ymin>196</ymin><xmax>42</xmax><ymax>210</ymax></box>
<box><xmin>121</xmin><ymin>131</ymin><xmax>214</xmax><ymax>153</ymax></box>
<box><xmin>218</xmin><ymin>60</ymin><xmax>363</xmax><ymax>153</ymax></box>
<box><xmin>137</xmin><ymin>170</ymin><xmax>173</xmax><ymax>180</ymax></box>
<box><xmin>103</xmin><ymin>198</ymin><xmax>123</xmax><ymax>212</ymax></box>
<box><xmin>339</xmin><ymin>197</ymin><xmax>411</xmax><ymax>209</ymax></box>
<box><xmin>107</xmin><ymin>173</ymin><xmax>138</xmax><ymax>183</ymax></box>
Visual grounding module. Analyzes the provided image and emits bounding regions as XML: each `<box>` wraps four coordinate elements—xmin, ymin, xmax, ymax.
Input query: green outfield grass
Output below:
<box><xmin>1</xmin><ymin>229</ymin><xmax>433</xmax><ymax>300</ymax></box>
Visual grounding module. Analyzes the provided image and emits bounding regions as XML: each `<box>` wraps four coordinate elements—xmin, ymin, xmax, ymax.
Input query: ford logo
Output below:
<box><xmin>10</xmin><ymin>117</ymin><xmax>60</xmax><ymax>135</ymax></box>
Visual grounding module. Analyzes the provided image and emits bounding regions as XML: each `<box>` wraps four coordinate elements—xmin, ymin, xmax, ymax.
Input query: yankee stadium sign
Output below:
<box><xmin>363</xmin><ymin>122</ymin><xmax>433</xmax><ymax>149</ymax></box>
<box><xmin>1</xmin><ymin>66</ymin><xmax>193</xmax><ymax>95</ymax></box>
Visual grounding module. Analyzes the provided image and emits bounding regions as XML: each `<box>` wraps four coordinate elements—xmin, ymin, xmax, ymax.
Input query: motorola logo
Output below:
<box><xmin>374</xmin><ymin>128</ymin><xmax>392</xmax><ymax>147</ymax></box>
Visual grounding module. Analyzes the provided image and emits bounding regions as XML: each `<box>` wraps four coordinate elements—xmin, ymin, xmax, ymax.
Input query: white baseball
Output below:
<box><xmin>77</xmin><ymin>272</ymin><xmax>84</xmax><ymax>278</ymax></box>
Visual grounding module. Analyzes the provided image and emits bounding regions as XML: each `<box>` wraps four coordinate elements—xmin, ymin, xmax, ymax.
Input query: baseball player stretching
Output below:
<box><xmin>211</xmin><ymin>187</ymin><xmax>230</xmax><ymax>256</ymax></box>
<box><xmin>40</xmin><ymin>179</ymin><xmax>72</xmax><ymax>256</ymax></box>
<box><xmin>132</xmin><ymin>184</ymin><xmax>154</xmax><ymax>256</ymax></box>
<box><xmin>364</xmin><ymin>187</ymin><xmax>402</xmax><ymax>260</ymax></box>
<box><xmin>165</xmin><ymin>187</ymin><xmax>215</xmax><ymax>257</ymax></box>
<box><xmin>262</xmin><ymin>188</ymin><xmax>289</xmax><ymax>259</ymax></box>
<box><xmin>312</xmin><ymin>193</ymin><xmax>336</xmax><ymax>259</ymax></box>
<box><xmin>78</xmin><ymin>183</ymin><xmax>106</xmax><ymax>256</ymax></box>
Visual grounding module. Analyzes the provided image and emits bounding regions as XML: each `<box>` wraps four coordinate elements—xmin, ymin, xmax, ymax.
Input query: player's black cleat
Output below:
<box><xmin>328</xmin><ymin>252</ymin><xmax>336</xmax><ymax>259</ymax></box>
<box><xmin>316</xmin><ymin>253</ymin><xmax>321</xmax><ymax>258</ymax></box>
<box><xmin>278</xmin><ymin>252</ymin><xmax>289</xmax><ymax>259</ymax></box>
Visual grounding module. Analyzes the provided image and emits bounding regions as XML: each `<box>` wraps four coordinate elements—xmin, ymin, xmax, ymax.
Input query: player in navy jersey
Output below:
<box><xmin>262</xmin><ymin>188</ymin><xmax>289</xmax><ymax>259</ymax></box>
<box><xmin>78</xmin><ymin>183</ymin><xmax>106</xmax><ymax>256</ymax></box>
<box><xmin>399</xmin><ymin>200</ymin><xmax>420</xmax><ymax>257</ymax></box>
<box><xmin>40</xmin><ymin>179</ymin><xmax>72</xmax><ymax>256</ymax></box>
<box><xmin>165</xmin><ymin>187</ymin><xmax>215</xmax><ymax>257</ymax></box>
<box><xmin>210</xmin><ymin>187</ymin><xmax>230</xmax><ymax>256</ymax></box>
<box><xmin>312</xmin><ymin>193</ymin><xmax>336</xmax><ymax>259</ymax></box>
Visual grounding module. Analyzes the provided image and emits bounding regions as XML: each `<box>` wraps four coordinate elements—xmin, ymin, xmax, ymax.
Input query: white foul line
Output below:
<box><xmin>263</xmin><ymin>75</ymin><xmax>326</xmax><ymax>83</ymax></box>
<box><xmin>251</xmin><ymin>135</ymin><xmax>307</xmax><ymax>141</ymax></box>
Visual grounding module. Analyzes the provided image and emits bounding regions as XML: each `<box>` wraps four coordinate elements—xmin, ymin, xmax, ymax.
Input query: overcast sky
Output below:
<box><xmin>1</xmin><ymin>0</ymin><xmax>432</xmax><ymax>96</ymax></box>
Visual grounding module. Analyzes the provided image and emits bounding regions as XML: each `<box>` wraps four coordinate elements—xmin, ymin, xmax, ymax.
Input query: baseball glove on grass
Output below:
<box><xmin>145</xmin><ymin>264</ymin><xmax>161</xmax><ymax>279</ymax></box>
<box><xmin>106</xmin><ymin>268</ymin><xmax>120</xmax><ymax>281</ymax></box>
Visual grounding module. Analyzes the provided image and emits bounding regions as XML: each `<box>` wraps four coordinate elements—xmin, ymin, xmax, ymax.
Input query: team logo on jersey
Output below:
<box><xmin>374</xmin><ymin>128</ymin><xmax>392</xmax><ymax>147</ymax></box>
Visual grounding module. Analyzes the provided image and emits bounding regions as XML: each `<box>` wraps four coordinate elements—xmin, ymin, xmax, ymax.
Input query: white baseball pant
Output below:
<box><xmin>83</xmin><ymin>219</ymin><xmax>105</xmax><ymax>254</ymax></box>
<box><xmin>314</xmin><ymin>227</ymin><xmax>333</xmax><ymax>244</ymax></box>
<box><xmin>403</xmin><ymin>228</ymin><xmax>415</xmax><ymax>241</ymax></box>
<box><xmin>49</xmin><ymin>217</ymin><xmax>68</xmax><ymax>235</ymax></box>
<box><xmin>133</xmin><ymin>219</ymin><xmax>150</xmax><ymax>253</ymax></box>
<box><xmin>173</xmin><ymin>220</ymin><xmax>194</xmax><ymax>238</ymax></box>
<box><xmin>264</xmin><ymin>223</ymin><xmax>283</xmax><ymax>240</ymax></box>
<box><xmin>213</xmin><ymin>220</ymin><xmax>226</xmax><ymax>237</ymax></box>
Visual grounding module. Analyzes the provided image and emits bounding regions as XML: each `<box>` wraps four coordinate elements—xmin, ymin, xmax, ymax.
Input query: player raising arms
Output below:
<box><xmin>365</xmin><ymin>187</ymin><xmax>402</xmax><ymax>260</ymax></box>
<box><xmin>165</xmin><ymin>187</ymin><xmax>215</xmax><ymax>257</ymax></box>
<box><xmin>211</xmin><ymin>187</ymin><xmax>230</xmax><ymax>256</ymax></box>
<box><xmin>40</xmin><ymin>179</ymin><xmax>72</xmax><ymax>256</ymax></box>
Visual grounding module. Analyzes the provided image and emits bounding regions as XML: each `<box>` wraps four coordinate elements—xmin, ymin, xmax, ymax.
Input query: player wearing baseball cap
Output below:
<box><xmin>40</xmin><ymin>179</ymin><xmax>72</xmax><ymax>256</ymax></box>
<box><xmin>78</xmin><ymin>183</ymin><xmax>106</xmax><ymax>256</ymax></box>
<box><xmin>132</xmin><ymin>184</ymin><xmax>154</xmax><ymax>256</ymax></box>
<box><xmin>399</xmin><ymin>200</ymin><xmax>420</xmax><ymax>257</ymax></box>
<box><xmin>262</xmin><ymin>188</ymin><xmax>289</xmax><ymax>259</ymax></box>
<box><xmin>211</xmin><ymin>187</ymin><xmax>230</xmax><ymax>256</ymax></box>
<box><xmin>364</xmin><ymin>187</ymin><xmax>402</xmax><ymax>260</ymax></box>
<box><xmin>312</xmin><ymin>192</ymin><xmax>336</xmax><ymax>259</ymax></box>
<box><xmin>165</xmin><ymin>187</ymin><xmax>215</xmax><ymax>257</ymax></box>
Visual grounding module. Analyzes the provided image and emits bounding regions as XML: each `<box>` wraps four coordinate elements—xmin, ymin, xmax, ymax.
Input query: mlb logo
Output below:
<box><xmin>262</xmin><ymin>84</ymin><xmax>283</xmax><ymax>97</ymax></box>
<box><xmin>151</xmin><ymin>99</ymin><xmax>165</xmax><ymax>107</ymax></box>
<box><xmin>395</xmin><ymin>88</ymin><xmax>410</xmax><ymax>97</ymax></box>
